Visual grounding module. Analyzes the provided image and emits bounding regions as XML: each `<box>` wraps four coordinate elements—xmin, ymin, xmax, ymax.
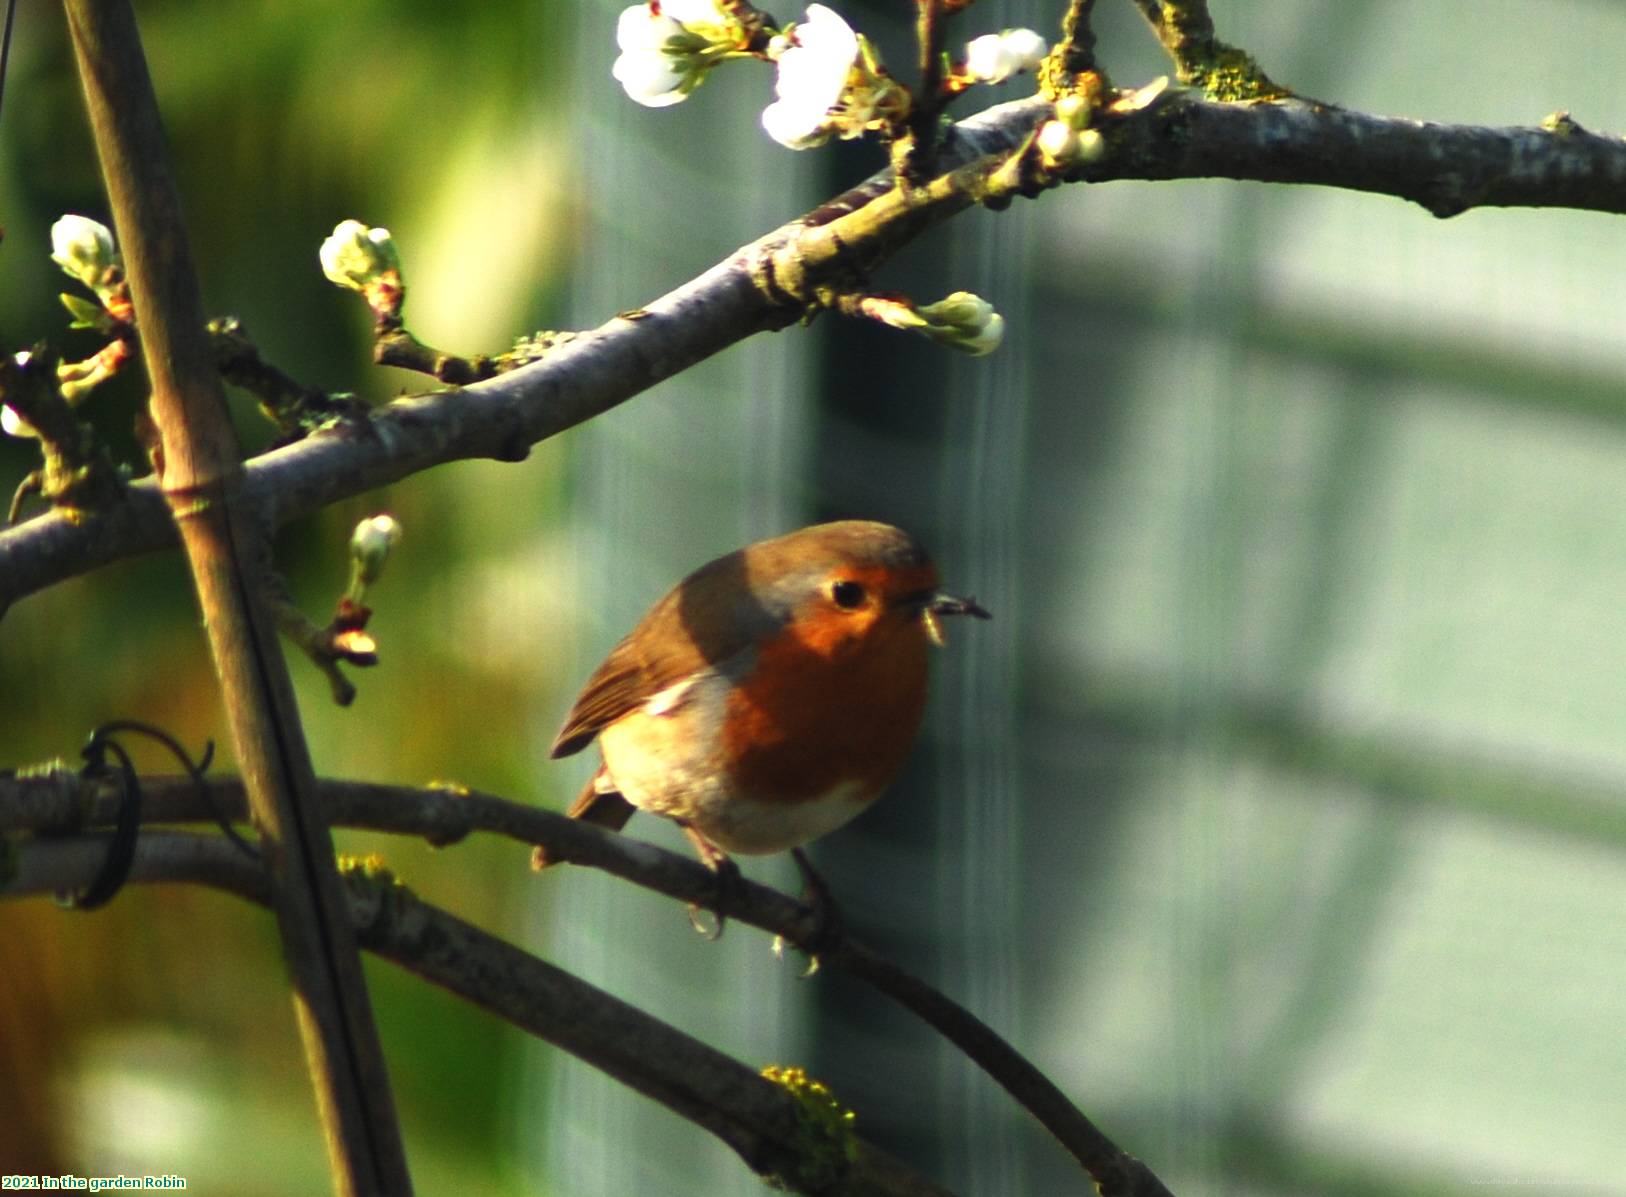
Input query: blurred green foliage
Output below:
<box><xmin>2</xmin><ymin>2</ymin><xmax>575</xmax><ymax>1189</ymax></box>
<box><xmin>7</xmin><ymin>3</ymin><xmax>1626</xmax><ymax>1195</ymax></box>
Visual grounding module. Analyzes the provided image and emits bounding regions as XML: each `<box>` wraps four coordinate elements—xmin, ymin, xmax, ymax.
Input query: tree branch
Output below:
<box><xmin>1126</xmin><ymin>0</ymin><xmax>1287</xmax><ymax>99</ymax></box>
<box><xmin>5</xmin><ymin>88</ymin><xmax>1625</xmax><ymax>615</ymax></box>
<box><xmin>1057</xmin><ymin>0</ymin><xmax>1101</xmax><ymax>75</ymax></box>
<box><xmin>0</xmin><ymin>770</ymin><xmax>1173</xmax><ymax>1197</ymax></box>
<box><xmin>62</xmin><ymin>4</ymin><xmax>411</xmax><ymax>1191</ymax></box>
<box><xmin>6</xmin><ymin>830</ymin><xmax>955</xmax><ymax>1197</ymax></box>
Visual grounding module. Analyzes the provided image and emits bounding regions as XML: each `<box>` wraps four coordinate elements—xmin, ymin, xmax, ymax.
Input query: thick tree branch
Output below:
<box><xmin>0</xmin><ymin>770</ymin><xmax>1172</xmax><ymax>1197</ymax></box>
<box><xmin>63</xmin><ymin>5</ymin><xmax>411</xmax><ymax>1192</ymax></box>
<box><xmin>6</xmin><ymin>90</ymin><xmax>1626</xmax><ymax>615</ymax></box>
<box><xmin>6</xmin><ymin>831</ymin><xmax>954</xmax><ymax>1197</ymax></box>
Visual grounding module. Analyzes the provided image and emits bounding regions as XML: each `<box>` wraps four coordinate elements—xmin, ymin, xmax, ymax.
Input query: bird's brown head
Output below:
<box><xmin>730</xmin><ymin>520</ymin><xmax>990</xmax><ymax>657</ymax></box>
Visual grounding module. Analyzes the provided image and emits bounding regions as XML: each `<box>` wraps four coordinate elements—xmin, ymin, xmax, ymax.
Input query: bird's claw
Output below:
<box><xmin>773</xmin><ymin>847</ymin><xmax>844</xmax><ymax>973</ymax></box>
<box><xmin>773</xmin><ymin>934</ymin><xmax>823</xmax><ymax>977</ymax></box>
<box><xmin>689</xmin><ymin>903</ymin><xmax>725</xmax><ymax>940</ymax></box>
<box><xmin>686</xmin><ymin>846</ymin><xmax>743</xmax><ymax>941</ymax></box>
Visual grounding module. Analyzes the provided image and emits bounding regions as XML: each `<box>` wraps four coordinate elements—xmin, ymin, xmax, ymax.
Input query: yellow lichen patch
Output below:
<box><xmin>1187</xmin><ymin>45</ymin><xmax>1291</xmax><ymax>103</ymax></box>
<box><xmin>337</xmin><ymin>851</ymin><xmax>398</xmax><ymax>888</ymax></box>
<box><xmin>760</xmin><ymin>1064</ymin><xmax>858</xmax><ymax>1190</ymax></box>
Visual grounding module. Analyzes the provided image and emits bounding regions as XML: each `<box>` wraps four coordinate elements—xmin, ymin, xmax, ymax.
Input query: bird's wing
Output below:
<box><xmin>548</xmin><ymin>599</ymin><xmax>724</xmax><ymax>757</ymax></box>
<box><xmin>550</xmin><ymin>545</ymin><xmax>783</xmax><ymax>758</ymax></box>
<box><xmin>551</xmin><ymin>634</ymin><xmax>673</xmax><ymax>757</ymax></box>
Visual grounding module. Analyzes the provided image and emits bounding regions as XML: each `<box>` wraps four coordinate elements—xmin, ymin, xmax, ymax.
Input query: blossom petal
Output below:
<box><xmin>616</xmin><ymin>4</ymin><xmax>683</xmax><ymax>51</ymax></box>
<box><xmin>613</xmin><ymin>48</ymin><xmax>690</xmax><ymax>106</ymax></box>
<box><xmin>762</xmin><ymin>5</ymin><xmax>859</xmax><ymax>148</ymax></box>
<box><xmin>762</xmin><ymin>96</ymin><xmax>832</xmax><ymax>148</ymax></box>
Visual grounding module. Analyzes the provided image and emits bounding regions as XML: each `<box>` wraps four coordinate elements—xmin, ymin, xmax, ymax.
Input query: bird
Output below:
<box><xmin>534</xmin><ymin>519</ymin><xmax>989</xmax><ymax>936</ymax></box>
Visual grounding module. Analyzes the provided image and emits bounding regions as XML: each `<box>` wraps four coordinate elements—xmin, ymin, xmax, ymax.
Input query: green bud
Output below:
<box><xmin>320</xmin><ymin>220</ymin><xmax>402</xmax><ymax>293</ymax></box>
<box><xmin>349</xmin><ymin>513</ymin><xmax>402</xmax><ymax>596</ymax></box>
<box><xmin>1037</xmin><ymin>119</ymin><xmax>1082</xmax><ymax>168</ymax></box>
<box><xmin>1054</xmin><ymin>94</ymin><xmax>1090</xmax><ymax>131</ymax></box>
<box><xmin>912</xmin><ymin>291</ymin><xmax>1004</xmax><ymax>356</ymax></box>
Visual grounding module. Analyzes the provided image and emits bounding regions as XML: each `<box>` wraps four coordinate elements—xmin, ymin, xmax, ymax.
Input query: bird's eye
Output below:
<box><xmin>830</xmin><ymin>580</ymin><xmax>866</xmax><ymax>609</ymax></box>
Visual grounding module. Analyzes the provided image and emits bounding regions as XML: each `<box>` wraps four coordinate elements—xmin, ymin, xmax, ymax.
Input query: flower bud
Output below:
<box><xmin>0</xmin><ymin>407</ymin><xmax>31</xmax><ymax>438</ymax></box>
<box><xmin>963</xmin><ymin>28</ymin><xmax>1048</xmax><ymax>85</ymax></box>
<box><xmin>1037</xmin><ymin>119</ymin><xmax>1081</xmax><ymax>168</ymax></box>
<box><xmin>350</xmin><ymin>514</ymin><xmax>402</xmax><ymax>591</ymax></box>
<box><xmin>50</xmin><ymin>215</ymin><xmax>119</xmax><ymax>290</ymax></box>
<box><xmin>612</xmin><ymin>1</ymin><xmax>738</xmax><ymax>108</ymax></box>
<box><xmin>915</xmin><ymin>291</ymin><xmax>1004</xmax><ymax>356</ymax></box>
<box><xmin>1054</xmin><ymin>93</ymin><xmax>1090</xmax><ymax>131</ymax></box>
<box><xmin>918</xmin><ymin>291</ymin><xmax>993</xmax><ymax>328</ymax></box>
<box><xmin>320</xmin><ymin>221</ymin><xmax>401</xmax><ymax>293</ymax></box>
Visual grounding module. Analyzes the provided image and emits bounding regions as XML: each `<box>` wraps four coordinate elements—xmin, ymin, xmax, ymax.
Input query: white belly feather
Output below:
<box><xmin>596</xmin><ymin>671</ymin><xmax>876</xmax><ymax>854</ymax></box>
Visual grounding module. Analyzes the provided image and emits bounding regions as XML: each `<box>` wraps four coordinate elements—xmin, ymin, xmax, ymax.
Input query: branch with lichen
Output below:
<box><xmin>1128</xmin><ymin>0</ymin><xmax>1287</xmax><ymax>100</ymax></box>
<box><xmin>1</xmin><ymin>828</ymin><xmax>955</xmax><ymax>1197</ymax></box>
<box><xmin>208</xmin><ymin>317</ymin><xmax>369</xmax><ymax>436</ymax></box>
<box><xmin>9</xmin><ymin>85</ymin><xmax>1626</xmax><ymax>615</ymax></box>
<box><xmin>1055</xmin><ymin>0</ymin><xmax>1099</xmax><ymax>75</ymax></box>
<box><xmin>0</xmin><ymin>768</ymin><xmax>1174</xmax><ymax>1196</ymax></box>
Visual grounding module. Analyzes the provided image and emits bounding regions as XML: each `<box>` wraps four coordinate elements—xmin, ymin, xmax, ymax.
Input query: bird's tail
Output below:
<box><xmin>531</xmin><ymin>772</ymin><xmax>635</xmax><ymax>869</ymax></box>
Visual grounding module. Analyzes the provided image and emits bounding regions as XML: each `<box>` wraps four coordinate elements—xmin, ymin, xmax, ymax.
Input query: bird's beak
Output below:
<box><xmin>920</xmin><ymin>591</ymin><xmax>991</xmax><ymax>646</ymax></box>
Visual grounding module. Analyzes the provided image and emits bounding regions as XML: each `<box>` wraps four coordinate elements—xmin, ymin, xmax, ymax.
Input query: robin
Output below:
<box><xmin>534</xmin><ymin>519</ymin><xmax>989</xmax><ymax>934</ymax></box>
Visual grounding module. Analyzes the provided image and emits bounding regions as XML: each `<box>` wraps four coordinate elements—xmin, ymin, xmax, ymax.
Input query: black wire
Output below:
<box><xmin>65</xmin><ymin>735</ymin><xmax>142</xmax><ymax>910</ymax></box>
<box><xmin>62</xmin><ymin>718</ymin><xmax>261</xmax><ymax>911</ymax></box>
<box><xmin>88</xmin><ymin>719</ymin><xmax>258</xmax><ymax>860</ymax></box>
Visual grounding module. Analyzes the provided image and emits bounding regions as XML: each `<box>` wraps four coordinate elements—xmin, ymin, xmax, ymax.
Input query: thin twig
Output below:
<box><xmin>1127</xmin><ymin>0</ymin><xmax>1285</xmax><ymax>98</ymax></box>
<box><xmin>371</xmin><ymin>328</ymin><xmax>496</xmax><ymax>385</ymax></box>
<box><xmin>1057</xmin><ymin>0</ymin><xmax>1100</xmax><ymax>74</ymax></box>
<box><xmin>208</xmin><ymin>318</ymin><xmax>368</xmax><ymax>435</ymax></box>
<box><xmin>904</xmin><ymin>0</ymin><xmax>949</xmax><ymax>184</ymax></box>
<box><xmin>0</xmin><ymin>348</ymin><xmax>126</xmax><ymax>522</ymax></box>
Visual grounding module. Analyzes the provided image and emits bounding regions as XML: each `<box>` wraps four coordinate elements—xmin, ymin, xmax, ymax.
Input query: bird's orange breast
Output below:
<box><xmin>720</xmin><ymin>591</ymin><xmax>932</xmax><ymax>805</ymax></box>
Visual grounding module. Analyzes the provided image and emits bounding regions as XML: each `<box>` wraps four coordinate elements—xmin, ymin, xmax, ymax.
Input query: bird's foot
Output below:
<box><xmin>681</xmin><ymin>824</ymin><xmax>741</xmax><ymax>940</ymax></box>
<box><xmin>773</xmin><ymin>847</ymin><xmax>844</xmax><ymax>976</ymax></box>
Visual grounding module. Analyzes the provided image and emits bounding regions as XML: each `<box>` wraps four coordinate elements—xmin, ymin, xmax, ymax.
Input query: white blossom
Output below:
<box><xmin>963</xmin><ymin>28</ymin><xmax>1048</xmax><ymax>84</ymax></box>
<box><xmin>760</xmin><ymin>5</ymin><xmax>861</xmax><ymax>149</ymax></box>
<box><xmin>612</xmin><ymin>1</ymin><xmax>733</xmax><ymax>108</ymax></box>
